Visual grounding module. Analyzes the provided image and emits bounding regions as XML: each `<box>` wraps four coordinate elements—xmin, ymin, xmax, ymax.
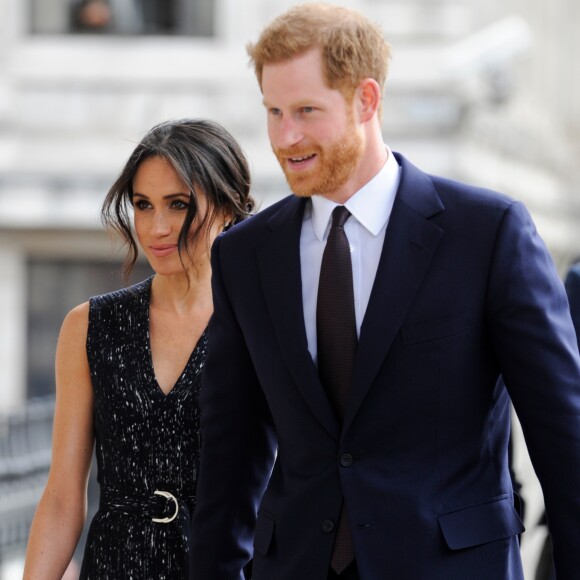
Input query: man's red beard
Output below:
<box><xmin>273</xmin><ymin>123</ymin><xmax>364</xmax><ymax>198</ymax></box>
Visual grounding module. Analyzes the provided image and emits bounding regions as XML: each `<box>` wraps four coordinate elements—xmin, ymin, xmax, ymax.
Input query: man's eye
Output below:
<box><xmin>302</xmin><ymin>106</ymin><xmax>314</xmax><ymax>113</ymax></box>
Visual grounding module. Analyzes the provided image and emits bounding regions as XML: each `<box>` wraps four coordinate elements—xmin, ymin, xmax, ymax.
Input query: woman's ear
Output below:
<box><xmin>221</xmin><ymin>211</ymin><xmax>234</xmax><ymax>231</ymax></box>
<box><xmin>356</xmin><ymin>78</ymin><xmax>381</xmax><ymax>123</ymax></box>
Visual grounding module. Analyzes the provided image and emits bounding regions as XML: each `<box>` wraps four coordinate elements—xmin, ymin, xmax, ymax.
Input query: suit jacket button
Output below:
<box><xmin>340</xmin><ymin>453</ymin><xmax>354</xmax><ymax>467</ymax></box>
<box><xmin>322</xmin><ymin>519</ymin><xmax>335</xmax><ymax>533</ymax></box>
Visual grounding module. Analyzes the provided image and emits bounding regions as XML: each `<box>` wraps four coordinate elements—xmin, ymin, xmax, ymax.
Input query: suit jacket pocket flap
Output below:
<box><xmin>402</xmin><ymin>311</ymin><xmax>473</xmax><ymax>345</ymax></box>
<box><xmin>438</xmin><ymin>496</ymin><xmax>525</xmax><ymax>550</ymax></box>
<box><xmin>254</xmin><ymin>510</ymin><xmax>275</xmax><ymax>556</ymax></box>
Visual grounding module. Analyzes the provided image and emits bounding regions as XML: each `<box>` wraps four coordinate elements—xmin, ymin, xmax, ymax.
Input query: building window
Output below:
<box><xmin>27</xmin><ymin>258</ymin><xmax>153</xmax><ymax>399</ymax></box>
<box><xmin>29</xmin><ymin>0</ymin><xmax>214</xmax><ymax>36</ymax></box>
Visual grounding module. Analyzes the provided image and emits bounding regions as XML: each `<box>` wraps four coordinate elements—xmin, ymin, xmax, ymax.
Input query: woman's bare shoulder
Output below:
<box><xmin>58</xmin><ymin>302</ymin><xmax>90</xmax><ymax>347</ymax></box>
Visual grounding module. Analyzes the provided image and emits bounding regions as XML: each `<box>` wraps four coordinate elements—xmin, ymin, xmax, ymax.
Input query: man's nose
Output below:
<box><xmin>273</xmin><ymin>117</ymin><xmax>303</xmax><ymax>149</ymax></box>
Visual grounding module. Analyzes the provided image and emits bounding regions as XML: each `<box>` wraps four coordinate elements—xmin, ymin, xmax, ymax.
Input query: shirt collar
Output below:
<box><xmin>310</xmin><ymin>147</ymin><xmax>401</xmax><ymax>241</ymax></box>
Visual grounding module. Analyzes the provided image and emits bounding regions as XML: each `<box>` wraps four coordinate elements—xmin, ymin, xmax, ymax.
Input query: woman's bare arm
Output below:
<box><xmin>23</xmin><ymin>302</ymin><xmax>95</xmax><ymax>579</ymax></box>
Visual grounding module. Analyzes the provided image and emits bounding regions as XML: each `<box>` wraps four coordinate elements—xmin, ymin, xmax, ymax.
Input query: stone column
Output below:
<box><xmin>0</xmin><ymin>241</ymin><xmax>27</xmax><ymax>409</ymax></box>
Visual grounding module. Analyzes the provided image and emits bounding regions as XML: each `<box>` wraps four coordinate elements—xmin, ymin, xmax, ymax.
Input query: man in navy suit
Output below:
<box><xmin>191</xmin><ymin>4</ymin><xmax>580</xmax><ymax>579</ymax></box>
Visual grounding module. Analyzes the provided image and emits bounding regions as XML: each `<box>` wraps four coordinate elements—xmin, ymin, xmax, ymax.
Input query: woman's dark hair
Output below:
<box><xmin>102</xmin><ymin>118</ymin><xmax>253</xmax><ymax>279</ymax></box>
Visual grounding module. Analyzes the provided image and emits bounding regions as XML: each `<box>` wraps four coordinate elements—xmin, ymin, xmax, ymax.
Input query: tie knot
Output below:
<box><xmin>331</xmin><ymin>206</ymin><xmax>351</xmax><ymax>229</ymax></box>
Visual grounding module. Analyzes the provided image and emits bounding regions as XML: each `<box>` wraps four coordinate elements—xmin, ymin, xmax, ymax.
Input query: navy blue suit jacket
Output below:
<box><xmin>191</xmin><ymin>154</ymin><xmax>580</xmax><ymax>579</ymax></box>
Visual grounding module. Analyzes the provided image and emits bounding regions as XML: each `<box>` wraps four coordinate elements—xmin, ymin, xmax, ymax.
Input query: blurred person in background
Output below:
<box><xmin>23</xmin><ymin>118</ymin><xmax>253</xmax><ymax>579</ymax></box>
<box><xmin>190</xmin><ymin>4</ymin><xmax>580</xmax><ymax>580</ymax></box>
<box><xmin>70</xmin><ymin>0</ymin><xmax>142</xmax><ymax>34</ymax></box>
<box><xmin>564</xmin><ymin>260</ymin><xmax>580</xmax><ymax>343</ymax></box>
<box><xmin>71</xmin><ymin>0</ymin><xmax>113</xmax><ymax>32</ymax></box>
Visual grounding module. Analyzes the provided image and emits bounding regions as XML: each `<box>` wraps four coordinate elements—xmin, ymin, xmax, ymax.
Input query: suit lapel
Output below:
<box><xmin>344</xmin><ymin>155</ymin><xmax>445</xmax><ymax>432</ymax></box>
<box><xmin>257</xmin><ymin>196</ymin><xmax>340</xmax><ymax>440</ymax></box>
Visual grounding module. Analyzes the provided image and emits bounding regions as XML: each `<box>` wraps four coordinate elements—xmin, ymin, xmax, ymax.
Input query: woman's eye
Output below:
<box><xmin>134</xmin><ymin>200</ymin><xmax>151</xmax><ymax>210</ymax></box>
<box><xmin>171</xmin><ymin>200</ymin><xmax>189</xmax><ymax>210</ymax></box>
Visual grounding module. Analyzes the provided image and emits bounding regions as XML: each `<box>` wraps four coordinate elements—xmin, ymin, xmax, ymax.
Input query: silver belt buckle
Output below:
<box><xmin>152</xmin><ymin>490</ymin><xmax>179</xmax><ymax>523</ymax></box>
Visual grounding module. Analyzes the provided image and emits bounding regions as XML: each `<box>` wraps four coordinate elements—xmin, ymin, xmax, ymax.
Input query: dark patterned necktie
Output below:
<box><xmin>317</xmin><ymin>205</ymin><xmax>356</xmax><ymax>573</ymax></box>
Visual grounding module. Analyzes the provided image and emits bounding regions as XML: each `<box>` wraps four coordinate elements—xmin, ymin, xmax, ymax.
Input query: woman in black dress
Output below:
<box><xmin>24</xmin><ymin>119</ymin><xmax>253</xmax><ymax>579</ymax></box>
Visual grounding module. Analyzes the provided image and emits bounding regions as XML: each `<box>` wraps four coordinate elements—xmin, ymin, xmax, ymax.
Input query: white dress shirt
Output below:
<box><xmin>300</xmin><ymin>148</ymin><xmax>401</xmax><ymax>364</ymax></box>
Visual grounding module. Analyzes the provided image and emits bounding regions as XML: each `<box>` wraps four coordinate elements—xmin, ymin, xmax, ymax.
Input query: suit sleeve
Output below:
<box><xmin>487</xmin><ymin>201</ymin><xmax>580</xmax><ymax>578</ymax></box>
<box><xmin>191</xmin><ymin>235</ymin><xmax>277</xmax><ymax>580</ymax></box>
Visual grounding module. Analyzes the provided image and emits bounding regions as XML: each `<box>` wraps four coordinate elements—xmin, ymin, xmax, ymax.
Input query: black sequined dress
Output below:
<box><xmin>80</xmin><ymin>276</ymin><xmax>205</xmax><ymax>579</ymax></box>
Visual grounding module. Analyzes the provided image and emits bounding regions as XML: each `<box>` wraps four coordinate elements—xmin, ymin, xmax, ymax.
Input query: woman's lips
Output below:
<box><xmin>149</xmin><ymin>244</ymin><xmax>178</xmax><ymax>257</ymax></box>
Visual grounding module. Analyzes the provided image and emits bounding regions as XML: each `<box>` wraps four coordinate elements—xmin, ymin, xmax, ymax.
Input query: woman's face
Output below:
<box><xmin>132</xmin><ymin>156</ymin><xmax>223</xmax><ymax>276</ymax></box>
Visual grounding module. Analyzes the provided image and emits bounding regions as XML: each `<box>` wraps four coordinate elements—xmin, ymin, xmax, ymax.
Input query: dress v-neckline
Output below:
<box><xmin>141</xmin><ymin>277</ymin><xmax>208</xmax><ymax>398</ymax></box>
<box><xmin>148</xmin><ymin>328</ymin><xmax>207</xmax><ymax>398</ymax></box>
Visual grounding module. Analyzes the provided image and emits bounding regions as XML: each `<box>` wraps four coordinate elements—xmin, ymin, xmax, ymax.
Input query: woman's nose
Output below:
<box><xmin>151</xmin><ymin>212</ymin><xmax>171</xmax><ymax>235</ymax></box>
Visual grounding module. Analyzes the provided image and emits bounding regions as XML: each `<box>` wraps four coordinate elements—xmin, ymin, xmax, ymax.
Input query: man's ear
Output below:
<box><xmin>356</xmin><ymin>78</ymin><xmax>381</xmax><ymax>122</ymax></box>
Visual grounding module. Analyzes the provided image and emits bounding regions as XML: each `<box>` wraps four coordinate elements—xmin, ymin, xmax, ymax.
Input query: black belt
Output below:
<box><xmin>99</xmin><ymin>486</ymin><xmax>195</xmax><ymax>524</ymax></box>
